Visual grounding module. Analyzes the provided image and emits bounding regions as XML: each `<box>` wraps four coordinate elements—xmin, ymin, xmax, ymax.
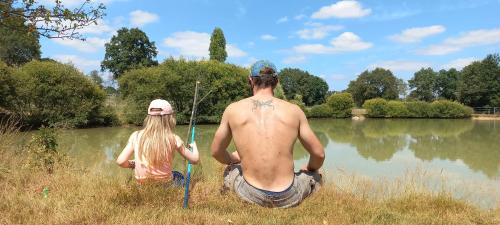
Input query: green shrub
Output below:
<box><xmin>405</xmin><ymin>101</ymin><xmax>433</xmax><ymax>118</ymax></box>
<box><xmin>430</xmin><ymin>100</ymin><xmax>473</xmax><ymax>118</ymax></box>
<box><xmin>363</xmin><ymin>98</ymin><xmax>388</xmax><ymax>117</ymax></box>
<box><xmin>16</xmin><ymin>61</ymin><xmax>111</xmax><ymax>128</ymax></box>
<box><xmin>26</xmin><ymin>127</ymin><xmax>66</xmax><ymax>173</ymax></box>
<box><xmin>290</xmin><ymin>94</ymin><xmax>307</xmax><ymax>114</ymax></box>
<box><xmin>386</xmin><ymin>100</ymin><xmax>409</xmax><ymax>118</ymax></box>
<box><xmin>326</xmin><ymin>92</ymin><xmax>354</xmax><ymax>118</ymax></box>
<box><xmin>308</xmin><ymin>104</ymin><xmax>333</xmax><ymax>118</ymax></box>
<box><xmin>119</xmin><ymin>59</ymin><xmax>249</xmax><ymax>125</ymax></box>
<box><xmin>0</xmin><ymin>61</ymin><xmax>18</xmax><ymax>110</ymax></box>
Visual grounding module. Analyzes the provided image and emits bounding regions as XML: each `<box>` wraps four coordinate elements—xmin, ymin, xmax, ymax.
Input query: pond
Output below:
<box><xmin>22</xmin><ymin>119</ymin><xmax>500</xmax><ymax>207</ymax></box>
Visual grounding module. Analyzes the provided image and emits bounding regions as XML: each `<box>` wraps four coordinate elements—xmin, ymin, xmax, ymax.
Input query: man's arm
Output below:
<box><xmin>211</xmin><ymin>105</ymin><xmax>240</xmax><ymax>165</ymax></box>
<box><xmin>297</xmin><ymin>108</ymin><xmax>325</xmax><ymax>171</ymax></box>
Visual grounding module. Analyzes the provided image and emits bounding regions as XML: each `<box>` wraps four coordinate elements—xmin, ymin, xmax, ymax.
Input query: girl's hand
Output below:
<box><xmin>187</xmin><ymin>142</ymin><xmax>198</xmax><ymax>151</ymax></box>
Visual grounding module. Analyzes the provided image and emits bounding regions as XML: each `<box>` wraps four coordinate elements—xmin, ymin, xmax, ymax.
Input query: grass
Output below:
<box><xmin>0</xmin><ymin>122</ymin><xmax>499</xmax><ymax>225</ymax></box>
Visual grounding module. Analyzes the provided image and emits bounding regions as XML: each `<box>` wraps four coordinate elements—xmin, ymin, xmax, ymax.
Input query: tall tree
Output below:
<box><xmin>436</xmin><ymin>68</ymin><xmax>460</xmax><ymax>100</ymax></box>
<box><xmin>408</xmin><ymin>68</ymin><xmax>438</xmax><ymax>102</ymax></box>
<box><xmin>459</xmin><ymin>54</ymin><xmax>500</xmax><ymax>107</ymax></box>
<box><xmin>396</xmin><ymin>78</ymin><xmax>408</xmax><ymax>99</ymax></box>
<box><xmin>279</xmin><ymin>68</ymin><xmax>329</xmax><ymax>106</ymax></box>
<box><xmin>0</xmin><ymin>0</ymin><xmax>105</xmax><ymax>40</ymax></box>
<box><xmin>88</xmin><ymin>70</ymin><xmax>103</xmax><ymax>88</ymax></box>
<box><xmin>101</xmin><ymin>28</ymin><xmax>158</xmax><ymax>79</ymax></box>
<box><xmin>346</xmin><ymin>68</ymin><xmax>399</xmax><ymax>106</ymax></box>
<box><xmin>209</xmin><ymin>27</ymin><xmax>227</xmax><ymax>62</ymax></box>
<box><xmin>0</xmin><ymin>7</ymin><xmax>41</xmax><ymax>66</ymax></box>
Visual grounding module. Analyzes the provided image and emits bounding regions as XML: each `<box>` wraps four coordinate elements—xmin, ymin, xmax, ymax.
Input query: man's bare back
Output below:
<box><xmin>212</xmin><ymin>94</ymin><xmax>325</xmax><ymax>191</ymax></box>
<box><xmin>225</xmin><ymin>96</ymin><xmax>301</xmax><ymax>191</ymax></box>
<box><xmin>211</xmin><ymin>60</ymin><xmax>324</xmax><ymax>207</ymax></box>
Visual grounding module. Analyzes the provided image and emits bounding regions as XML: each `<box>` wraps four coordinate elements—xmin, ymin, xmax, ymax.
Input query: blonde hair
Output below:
<box><xmin>138</xmin><ymin>114</ymin><xmax>177</xmax><ymax>168</ymax></box>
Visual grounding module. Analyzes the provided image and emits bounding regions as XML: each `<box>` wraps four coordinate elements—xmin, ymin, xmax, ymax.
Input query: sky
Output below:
<box><xmin>40</xmin><ymin>0</ymin><xmax>500</xmax><ymax>90</ymax></box>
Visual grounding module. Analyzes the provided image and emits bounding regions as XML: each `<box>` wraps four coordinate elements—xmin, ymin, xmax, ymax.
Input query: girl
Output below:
<box><xmin>116</xmin><ymin>99</ymin><xmax>200</xmax><ymax>184</ymax></box>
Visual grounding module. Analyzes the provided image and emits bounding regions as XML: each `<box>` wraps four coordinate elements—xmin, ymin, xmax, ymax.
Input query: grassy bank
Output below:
<box><xmin>1</xmin><ymin>155</ymin><xmax>499</xmax><ymax>224</ymax></box>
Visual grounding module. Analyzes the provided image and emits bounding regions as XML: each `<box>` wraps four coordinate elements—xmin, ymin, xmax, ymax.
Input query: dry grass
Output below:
<box><xmin>0</xmin><ymin>122</ymin><xmax>499</xmax><ymax>225</ymax></box>
<box><xmin>1</xmin><ymin>152</ymin><xmax>499</xmax><ymax>225</ymax></box>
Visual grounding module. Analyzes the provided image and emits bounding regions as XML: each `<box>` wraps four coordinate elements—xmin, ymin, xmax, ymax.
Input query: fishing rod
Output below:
<box><xmin>183</xmin><ymin>81</ymin><xmax>200</xmax><ymax>209</ymax></box>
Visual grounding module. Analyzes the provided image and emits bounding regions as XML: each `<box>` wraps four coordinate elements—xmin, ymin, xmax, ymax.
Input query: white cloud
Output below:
<box><xmin>294</xmin><ymin>14</ymin><xmax>306</xmax><ymax>20</ymax></box>
<box><xmin>293</xmin><ymin>32</ymin><xmax>372</xmax><ymax>54</ymax></box>
<box><xmin>130</xmin><ymin>10</ymin><xmax>159</xmax><ymax>27</ymax></box>
<box><xmin>163</xmin><ymin>31</ymin><xmax>246</xmax><ymax>58</ymax></box>
<box><xmin>312</xmin><ymin>0</ymin><xmax>371</xmax><ymax>19</ymax></box>
<box><xmin>389</xmin><ymin>25</ymin><xmax>445</xmax><ymax>43</ymax></box>
<box><xmin>282</xmin><ymin>55</ymin><xmax>306</xmax><ymax>64</ymax></box>
<box><xmin>418</xmin><ymin>28</ymin><xmax>500</xmax><ymax>55</ymax></box>
<box><xmin>227</xmin><ymin>44</ymin><xmax>247</xmax><ymax>57</ymax></box>
<box><xmin>52</xmin><ymin>55</ymin><xmax>100</xmax><ymax>72</ymax></box>
<box><xmin>53</xmin><ymin>37</ymin><xmax>107</xmax><ymax>53</ymax></box>
<box><xmin>442</xmin><ymin>57</ymin><xmax>477</xmax><ymax>70</ymax></box>
<box><xmin>276</xmin><ymin>16</ymin><xmax>288</xmax><ymax>24</ymax></box>
<box><xmin>369</xmin><ymin>60</ymin><xmax>431</xmax><ymax>72</ymax></box>
<box><xmin>296</xmin><ymin>23</ymin><xmax>343</xmax><ymax>40</ymax></box>
<box><xmin>260</xmin><ymin>34</ymin><xmax>277</xmax><ymax>41</ymax></box>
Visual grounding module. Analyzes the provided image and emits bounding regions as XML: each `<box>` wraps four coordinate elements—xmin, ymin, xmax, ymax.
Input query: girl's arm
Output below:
<box><xmin>116</xmin><ymin>131</ymin><xmax>136</xmax><ymax>168</ymax></box>
<box><xmin>175</xmin><ymin>136</ymin><xmax>200</xmax><ymax>164</ymax></box>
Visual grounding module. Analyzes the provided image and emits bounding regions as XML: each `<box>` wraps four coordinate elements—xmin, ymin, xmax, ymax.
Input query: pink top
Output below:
<box><xmin>131</xmin><ymin>131</ymin><xmax>182</xmax><ymax>181</ymax></box>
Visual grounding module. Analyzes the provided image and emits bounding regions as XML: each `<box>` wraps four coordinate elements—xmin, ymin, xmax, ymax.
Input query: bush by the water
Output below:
<box><xmin>326</xmin><ymin>93</ymin><xmax>354</xmax><ymax>118</ymax></box>
<box><xmin>119</xmin><ymin>59</ymin><xmax>249</xmax><ymax>125</ymax></box>
<box><xmin>363</xmin><ymin>98</ymin><xmax>472</xmax><ymax>118</ymax></box>
<box><xmin>307</xmin><ymin>104</ymin><xmax>333</xmax><ymax>118</ymax></box>
<box><xmin>430</xmin><ymin>100</ymin><xmax>473</xmax><ymax>118</ymax></box>
<box><xmin>362</xmin><ymin>98</ymin><xmax>388</xmax><ymax>117</ymax></box>
<box><xmin>25</xmin><ymin>127</ymin><xmax>66</xmax><ymax>173</ymax></box>
<box><xmin>0</xmin><ymin>60</ymin><xmax>117</xmax><ymax>128</ymax></box>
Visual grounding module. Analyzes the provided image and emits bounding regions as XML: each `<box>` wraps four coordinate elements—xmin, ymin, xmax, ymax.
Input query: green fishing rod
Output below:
<box><xmin>183</xmin><ymin>81</ymin><xmax>200</xmax><ymax>208</ymax></box>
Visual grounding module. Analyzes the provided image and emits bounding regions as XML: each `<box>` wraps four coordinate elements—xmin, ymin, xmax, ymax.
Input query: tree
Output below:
<box><xmin>459</xmin><ymin>54</ymin><xmax>500</xmax><ymax>107</ymax></box>
<box><xmin>0</xmin><ymin>7</ymin><xmax>41</xmax><ymax>66</ymax></box>
<box><xmin>396</xmin><ymin>78</ymin><xmax>408</xmax><ymax>99</ymax></box>
<box><xmin>88</xmin><ymin>70</ymin><xmax>103</xmax><ymax>88</ymax></box>
<box><xmin>209</xmin><ymin>27</ymin><xmax>227</xmax><ymax>62</ymax></box>
<box><xmin>435</xmin><ymin>68</ymin><xmax>460</xmax><ymax>100</ymax></box>
<box><xmin>346</xmin><ymin>68</ymin><xmax>399</xmax><ymax>106</ymax></box>
<box><xmin>279</xmin><ymin>68</ymin><xmax>329</xmax><ymax>106</ymax></box>
<box><xmin>101</xmin><ymin>28</ymin><xmax>158</xmax><ymax>79</ymax></box>
<box><xmin>408</xmin><ymin>68</ymin><xmax>437</xmax><ymax>102</ymax></box>
<box><xmin>0</xmin><ymin>0</ymin><xmax>105</xmax><ymax>40</ymax></box>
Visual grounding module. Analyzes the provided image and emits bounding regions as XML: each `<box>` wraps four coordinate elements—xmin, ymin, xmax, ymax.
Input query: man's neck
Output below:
<box><xmin>252</xmin><ymin>87</ymin><xmax>274</xmax><ymax>98</ymax></box>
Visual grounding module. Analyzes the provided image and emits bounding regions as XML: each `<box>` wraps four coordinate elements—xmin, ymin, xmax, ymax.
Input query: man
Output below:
<box><xmin>211</xmin><ymin>60</ymin><xmax>325</xmax><ymax>208</ymax></box>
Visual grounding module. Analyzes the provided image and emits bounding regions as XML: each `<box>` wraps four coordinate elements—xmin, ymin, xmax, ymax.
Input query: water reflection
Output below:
<box><xmin>310</xmin><ymin>119</ymin><xmax>499</xmax><ymax>179</ymax></box>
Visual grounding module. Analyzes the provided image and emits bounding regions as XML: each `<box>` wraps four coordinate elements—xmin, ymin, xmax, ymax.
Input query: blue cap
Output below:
<box><xmin>250</xmin><ymin>60</ymin><xmax>278</xmax><ymax>77</ymax></box>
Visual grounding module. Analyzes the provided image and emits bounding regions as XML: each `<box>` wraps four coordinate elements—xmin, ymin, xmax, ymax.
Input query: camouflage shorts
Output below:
<box><xmin>223</xmin><ymin>164</ymin><xmax>322</xmax><ymax>208</ymax></box>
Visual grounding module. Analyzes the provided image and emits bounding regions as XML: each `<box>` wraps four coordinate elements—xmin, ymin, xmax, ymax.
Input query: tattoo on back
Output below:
<box><xmin>251</xmin><ymin>99</ymin><xmax>274</xmax><ymax>111</ymax></box>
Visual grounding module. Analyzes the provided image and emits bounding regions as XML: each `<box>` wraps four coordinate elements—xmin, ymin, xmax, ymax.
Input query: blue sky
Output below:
<box><xmin>40</xmin><ymin>0</ymin><xmax>500</xmax><ymax>90</ymax></box>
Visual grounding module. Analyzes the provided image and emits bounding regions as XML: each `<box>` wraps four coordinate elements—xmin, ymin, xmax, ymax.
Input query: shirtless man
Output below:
<box><xmin>211</xmin><ymin>60</ymin><xmax>325</xmax><ymax>208</ymax></box>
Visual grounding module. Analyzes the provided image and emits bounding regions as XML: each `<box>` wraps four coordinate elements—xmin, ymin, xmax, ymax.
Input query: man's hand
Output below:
<box><xmin>300</xmin><ymin>164</ymin><xmax>318</xmax><ymax>173</ymax></box>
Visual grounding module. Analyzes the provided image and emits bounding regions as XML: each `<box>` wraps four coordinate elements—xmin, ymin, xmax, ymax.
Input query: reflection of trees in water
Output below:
<box><xmin>291</xmin><ymin>130</ymin><xmax>328</xmax><ymax>161</ymax></box>
<box><xmin>324</xmin><ymin>119</ymin><xmax>477</xmax><ymax>163</ymax></box>
<box><xmin>410</xmin><ymin>121</ymin><xmax>500</xmax><ymax>178</ymax></box>
<box><xmin>325</xmin><ymin>120</ymin><xmax>406</xmax><ymax>161</ymax></box>
<box><xmin>57</xmin><ymin>127</ymin><xmax>135</xmax><ymax>167</ymax></box>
